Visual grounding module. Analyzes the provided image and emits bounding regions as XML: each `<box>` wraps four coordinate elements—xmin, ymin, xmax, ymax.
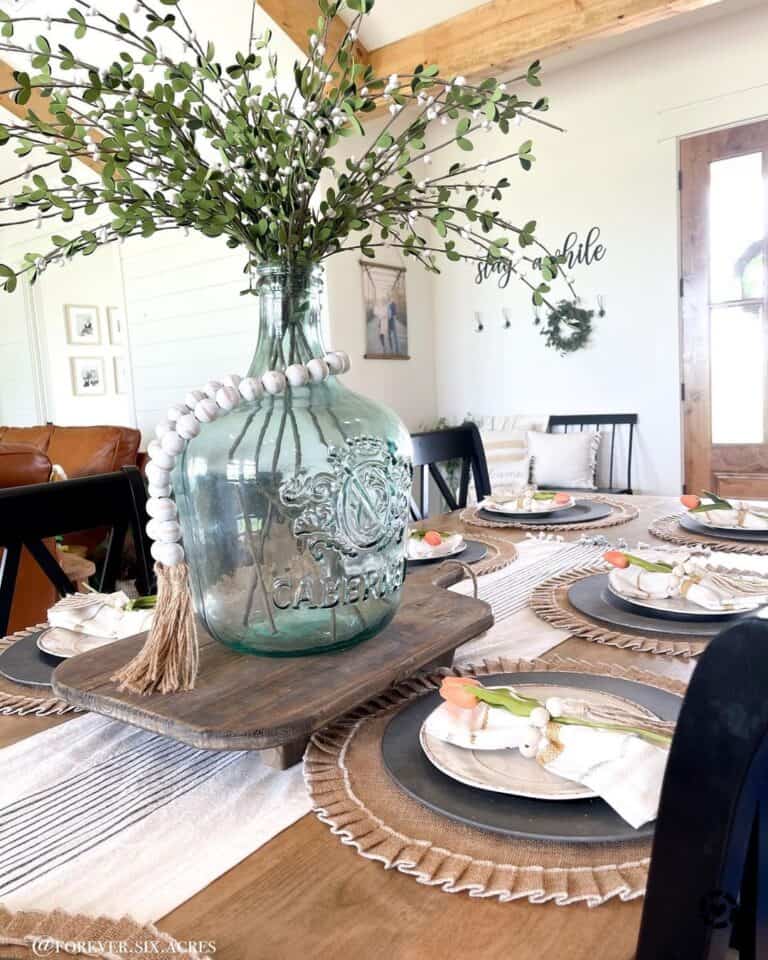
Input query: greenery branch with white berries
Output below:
<box><xmin>0</xmin><ymin>0</ymin><xmax>585</xmax><ymax>331</ymax></box>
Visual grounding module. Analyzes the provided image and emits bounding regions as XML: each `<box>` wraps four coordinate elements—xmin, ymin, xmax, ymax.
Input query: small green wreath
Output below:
<box><xmin>535</xmin><ymin>300</ymin><xmax>595</xmax><ymax>355</ymax></box>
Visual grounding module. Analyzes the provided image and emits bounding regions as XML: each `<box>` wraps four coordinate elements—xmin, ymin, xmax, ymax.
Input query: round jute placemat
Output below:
<box><xmin>457</xmin><ymin>532</ymin><xmax>518</xmax><ymax>575</ymax></box>
<box><xmin>304</xmin><ymin>655</ymin><xmax>685</xmax><ymax>907</ymax></box>
<box><xmin>0</xmin><ymin>907</ymin><xmax>211</xmax><ymax>959</ymax></box>
<box><xmin>649</xmin><ymin>513</ymin><xmax>768</xmax><ymax>556</ymax></box>
<box><xmin>529</xmin><ymin>566</ymin><xmax>706</xmax><ymax>658</ymax></box>
<box><xmin>0</xmin><ymin>625</ymin><xmax>79</xmax><ymax>717</ymax></box>
<box><xmin>460</xmin><ymin>495</ymin><xmax>639</xmax><ymax>533</ymax></box>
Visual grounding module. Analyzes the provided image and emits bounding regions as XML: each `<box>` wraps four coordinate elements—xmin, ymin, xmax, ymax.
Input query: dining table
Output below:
<box><xmin>0</xmin><ymin>495</ymin><xmax>697</xmax><ymax>960</ymax></box>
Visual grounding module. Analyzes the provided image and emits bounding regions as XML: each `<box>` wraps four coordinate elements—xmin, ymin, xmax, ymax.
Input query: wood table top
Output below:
<box><xmin>0</xmin><ymin>495</ymin><xmax>690</xmax><ymax>960</ymax></box>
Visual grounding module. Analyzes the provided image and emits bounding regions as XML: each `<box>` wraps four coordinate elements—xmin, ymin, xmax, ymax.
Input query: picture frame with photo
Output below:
<box><xmin>360</xmin><ymin>261</ymin><xmax>410</xmax><ymax>360</ymax></box>
<box><xmin>65</xmin><ymin>305</ymin><xmax>101</xmax><ymax>345</ymax></box>
<box><xmin>70</xmin><ymin>357</ymin><xmax>106</xmax><ymax>396</ymax></box>
<box><xmin>113</xmin><ymin>355</ymin><xmax>129</xmax><ymax>395</ymax></box>
<box><xmin>107</xmin><ymin>306</ymin><xmax>126</xmax><ymax>345</ymax></box>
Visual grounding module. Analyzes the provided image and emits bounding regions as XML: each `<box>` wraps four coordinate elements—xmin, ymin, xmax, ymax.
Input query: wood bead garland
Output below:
<box><xmin>111</xmin><ymin>350</ymin><xmax>351</xmax><ymax>697</ymax></box>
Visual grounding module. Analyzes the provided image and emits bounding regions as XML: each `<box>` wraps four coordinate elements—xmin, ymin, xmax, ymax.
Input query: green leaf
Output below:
<box><xmin>456</xmin><ymin>137</ymin><xmax>473</xmax><ymax>151</ymax></box>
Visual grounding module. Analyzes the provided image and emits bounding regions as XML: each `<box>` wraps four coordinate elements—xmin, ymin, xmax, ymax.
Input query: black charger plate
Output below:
<box><xmin>568</xmin><ymin>573</ymin><xmax>735</xmax><ymax>636</ymax></box>
<box><xmin>381</xmin><ymin>671</ymin><xmax>681</xmax><ymax>843</ymax></box>
<box><xmin>0</xmin><ymin>629</ymin><xmax>63</xmax><ymax>688</ymax></box>
<box><xmin>680</xmin><ymin>512</ymin><xmax>768</xmax><ymax>543</ymax></box>
<box><xmin>478</xmin><ymin>499</ymin><xmax>611</xmax><ymax>526</ymax></box>
<box><xmin>406</xmin><ymin>539</ymin><xmax>488</xmax><ymax>569</ymax></box>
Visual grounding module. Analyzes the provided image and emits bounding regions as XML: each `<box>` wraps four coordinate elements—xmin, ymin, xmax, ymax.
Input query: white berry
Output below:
<box><xmin>519</xmin><ymin>726</ymin><xmax>541</xmax><ymax>759</ymax></box>
<box><xmin>194</xmin><ymin>398</ymin><xmax>219</xmax><ymax>422</ymax></box>
<box><xmin>151</xmin><ymin>541</ymin><xmax>185</xmax><ymax>566</ymax></box>
<box><xmin>176</xmin><ymin>413</ymin><xmax>201</xmax><ymax>440</ymax></box>
<box><xmin>262</xmin><ymin>370</ymin><xmax>287</xmax><ymax>395</ymax></box>
<box><xmin>530</xmin><ymin>706</ymin><xmax>551</xmax><ymax>730</ymax></box>
<box><xmin>239</xmin><ymin>377</ymin><xmax>264</xmax><ymax>401</ymax></box>
<box><xmin>286</xmin><ymin>363</ymin><xmax>309</xmax><ymax>387</ymax></box>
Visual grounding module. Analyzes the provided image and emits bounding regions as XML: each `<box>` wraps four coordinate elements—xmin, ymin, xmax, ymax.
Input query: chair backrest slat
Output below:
<box><xmin>548</xmin><ymin>414</ymin><xmax>638</xmax><ymax>494</ymax></box>
<box><xmin>0</xmin><ymin>466</ymin><xmax>153</xmax><ymax>635</ymax></box>
<box><xmin>410</xmin><ymin>423</ymin><xmax>491</xmax><ymax>521</ymax></box>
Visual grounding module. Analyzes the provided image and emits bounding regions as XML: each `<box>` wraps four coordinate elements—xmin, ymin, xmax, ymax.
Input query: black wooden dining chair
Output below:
<box><xmin>546</xmin><ymin>413</ymin><xmax>638</xmax><ymax>494</ymax></box>
<box><xmin>410</xmin><ymin>423</ymin><xmax>491</xmax><ymax>520</ymax></box>
<box><xmin>0</xmin><ymin>466</ymin><xmax>153</xmax><ymax>636</ymax></box>
<box><xmin>636</xmin><ymin>612</ymin><xmax>768</xmax><ymax>959</ymax></box>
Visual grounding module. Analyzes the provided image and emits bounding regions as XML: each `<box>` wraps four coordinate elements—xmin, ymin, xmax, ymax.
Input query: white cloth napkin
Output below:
<box><xmin>47</xmin><ymin>591</ymin><xmax>154</xmax><ymax>640</ymax></box>
<box><xmin>695</xmin><ymin>502</ymin><xmax>768</xmax><ymax>529</ymax></box>
<box><xmin>407</xmin><ymin>532</ymin><xmax>465</xmax><ymax>560</ymax></box>
<box><xmin>609</xmin><ymin>550</ymin><xmax>768</xmax><ymax>612</ymax></box>
<box><xmin>480</xmin><ymin>489</ymin><xmax>566</xmax><ymax>514</ymax></box>
<box><xmin>425</xmin><ymin>698</ymin><xmax>667</xmax><ymax>829</ymax></box>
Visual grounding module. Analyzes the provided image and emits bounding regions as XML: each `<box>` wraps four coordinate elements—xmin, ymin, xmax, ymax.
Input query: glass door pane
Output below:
<box><xmin>710</xmin><ymin>304</ymin><xmax>765</xmax><ymax>444</ymax></box>
<box><xmin>709</xmin><ymin>151</ymin><xmax>764</xmax><ymax>303</ymax></box>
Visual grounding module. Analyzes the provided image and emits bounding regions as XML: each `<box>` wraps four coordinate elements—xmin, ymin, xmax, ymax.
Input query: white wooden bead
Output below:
<box><xmin>146</xmin><ymin>462</ymin><xmax>171</xmax><ymax>486</ymax></box>
<box><xmin>203</xmin><ymin>380</ymin><xmax>222</xmax><ymax>399</ymax></box>
<box><xmin>335</xmin><ymin>350</ymin><xmax>350</xmax><ymax>373</ymax></box>
<box><xmin>153</xmin><ymin>519</ymin><xmax>182</xmax><ymax>543</ymax></box>
<box><xmin>239</xmin><ymin>377</ymin><xmax>263</xmax><ymax>401</ymax></box>
<box><xmin>148</xmin><ymin>483</ymin><xmax>171</xmax><ymax>499</ymax></box>
<box><xmin>307</xmin><ymin>358</ymin><xmax>329</xmax><ymax>383</ymax></box>
<box><xmin>530</xmin><ymin>706</ymin><xmax>551</xmax><ymax>730</ymax></box>
<box><xmin>222</xmin><ymin>373</ymin><xmax>242</xmax><ymax>390</ymax></box>
<box><xmin>286</xmin><ymin>363</ymin><xmax>309</xmax><ymax>387</ymax></box>
<box><xmin>147</xmin><ymin>439</ymin><xmax>163</xmax><ymax>459</ymax></box>
<box><xmin>215</xmin><ymin>385</ymin><xmax>240</xmax><ymax>411</ymax></box>
<box><xmin>519</xmin><ymin>726</ymin><xmax>541</xmax><ymax>759</ymax></box>
<box><xmin>146</xmin><ymin>518</ymin><xmax>162</xmax><ymax>540</ymax></box>
<box><xmin>146</xmin><ymin>497</ymin><xmax>177</xmax><ymax>521</ymax></box>
<box><xmin>194</xmin><ymin>398</ymin><xmax>219</xmax><ymax>422</ymax></box>
<box><xmin>176</xmin><ymin>413</ymin><xmax>201</xmax><ymax>440</ymax></box>
<box><xmin>519</xmin><ymin>741</ymin><xmax>538</xmax><ymax>759</ymax></box>
<box><xmin>167</xmin><ymin>404</ymin><xmax>188</xmax><ymax>423</ymax></box>
<box><xmin>160</xmin><ymin>431</ymin><xmax>185</xmax><ymax>456</ymax></box>
<box><xmin>262</xmin><ymin>370</ymin><xmax>287</xmax><ymax>395</ymax></box>
<box><xmin>325</xmin><ymin>351</ymin><xmax>344</xmax><ymax>374</ymax></box>
<box><xmin>155</xmin><ymin>420</ymin><xmax>173</xmax><ymax>440</ymax></box>
<box><xmin>151</xmin><ymin>541</ymin><xmax>185</xmax><ymax>566</ymax></box>
<box><xmin>184</xmin><ymin>389</ymin><xmax>205</xmax><ymax>410</ymax></box>
<box><xmin>149</xmin><ymin>448</ymin><xmax>175</xmax><ymax>471</ymax></box>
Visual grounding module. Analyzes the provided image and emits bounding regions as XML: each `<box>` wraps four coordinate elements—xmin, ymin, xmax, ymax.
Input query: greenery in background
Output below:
<box><xmin>535</xmin><ymin>300</ymin><xmax>595</xmax><ymax>355</ymax></box>
<box><xmin>0</xmin><ymin>0</ymin><xmax>586</xmax><ymax>337</ymax></box>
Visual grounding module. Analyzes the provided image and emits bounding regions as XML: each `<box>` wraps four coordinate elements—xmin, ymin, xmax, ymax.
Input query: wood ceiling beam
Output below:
<box><xmin>367</xmin><ymin>0</ymin><xmax>726</xmax><ymax>82</ymax></box>
<box><xmin>0</xmin><ymin>58</ymin><xmax>103</xmax><ymax>173</ymax></box>
<box><xmin>257</xmin><ymin>0</ymin><xmax>369</xmax><ymax>65</ymax></box>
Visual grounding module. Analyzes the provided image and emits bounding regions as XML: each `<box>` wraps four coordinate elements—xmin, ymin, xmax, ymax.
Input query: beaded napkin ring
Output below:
<box><xmin>111</xmin><ymin>350</ymin><xmax>351</xmax><ymax>696</ymax></box>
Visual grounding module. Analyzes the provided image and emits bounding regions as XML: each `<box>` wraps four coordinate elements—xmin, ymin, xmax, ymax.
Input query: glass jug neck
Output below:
<box><xmin>247</xmin><ymin>264</ymin><xmax>326</xmax><ymax>375</ymax></box>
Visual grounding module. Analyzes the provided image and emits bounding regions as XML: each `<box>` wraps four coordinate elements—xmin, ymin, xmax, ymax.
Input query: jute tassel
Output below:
<box><xmin>111</xmin><ymin>562</ymin><xmax>199</xmax><ymax>695</ymax></box>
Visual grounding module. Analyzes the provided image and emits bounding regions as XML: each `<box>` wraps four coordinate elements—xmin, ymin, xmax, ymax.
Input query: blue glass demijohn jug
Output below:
<box><xmin>172</xmin><ymin>265</ymin><xmax>413</xmax><ymax>655</ymax></box>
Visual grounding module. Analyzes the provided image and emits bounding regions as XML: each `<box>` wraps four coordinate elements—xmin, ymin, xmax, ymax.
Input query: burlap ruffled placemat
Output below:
<box><xmin>0</xmin><ymin>906</ymin><xmax>211</xmax><ymax>959</ymax></box>
<box><xmin>649</xmin><ymin>513</ymin><xmax>768</xmax><ymax>556</ymax></box>
<box><xmin>0</xmin><ymin>626</ymin><xmax>79</xmax><ymax>717</ymax></box>
<box><xmin>305</xmin><ymin>655</ymin><xmax>686</xmax><ymax>907</ymax></box>
<box><xmin>459</xmin><ymin>532</ymin><xmax>518</xmax><ymax>574</ymax></box>
<box><xmin>529</xmin><ymin>566</ymin><xmax>706</xmax><ymax>657</ymax></box>
<box><xmin>460</xmin><ymin>495</ymin><xmax>639</xmax><ymax>532</ymax></box>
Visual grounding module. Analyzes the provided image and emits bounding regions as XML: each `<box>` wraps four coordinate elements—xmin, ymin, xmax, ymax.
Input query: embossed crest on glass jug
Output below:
<box><xmin>172</xmin><ymin>266</ymin><xmax>413</xmax><ymax>655</ymax></box>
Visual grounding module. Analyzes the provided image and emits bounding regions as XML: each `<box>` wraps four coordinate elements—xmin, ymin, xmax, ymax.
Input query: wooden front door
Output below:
<box><xmin>681</xmin><ymin>119</ymin><xmax>768</xmax><ymax>498</ymax></box>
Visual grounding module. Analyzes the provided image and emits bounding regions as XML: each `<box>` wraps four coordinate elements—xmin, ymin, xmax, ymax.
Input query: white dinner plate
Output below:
<box><xmin>480</xmin><ymin>495</ymin><xmax>576</xmax><ymax>518</ymax></box>
<box><xmin>606</xmin><ymin>583</ymin><xmax>757</xmax><ymax>619</ymax></box>
<box><xmin>36</xmin><ymin>626</ymin><xmax>119</xmax><ymax>659</ymax></box>
<box><xmin>419</xmin><ymin>683</ymin><xmax>660</xmax><ymax>801</ymax></box>
<box><xmin>689</xmin><ymin>500</ymin><xmax>768</xmax><ymax>533</ymax></box>
<box><xmin>406</xmin><ymin>534</ymin><xmax>466</xmax><ymax>561</ymax></box>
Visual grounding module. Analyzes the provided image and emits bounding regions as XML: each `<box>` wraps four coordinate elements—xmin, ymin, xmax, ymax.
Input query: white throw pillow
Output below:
<box><xmin>527</xmin><ymin>430</ymin><xmax>600</xmax><ymax>490</ymax></box>
<box><xmin>473</xmin><ymin>414</ymin><xmax>546</xmax><ymax>496</ymax></box>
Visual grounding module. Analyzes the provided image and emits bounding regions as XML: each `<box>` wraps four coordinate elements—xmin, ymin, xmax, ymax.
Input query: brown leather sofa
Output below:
<box><xmin>0</xmin><ymin>443</ymin><xmax>58</xmax><ymax>633</ymax></box>
<box><xmin>0</xmin><ymin>423</ymin><xmax>140</xmax><ymax>478</ymax></box>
